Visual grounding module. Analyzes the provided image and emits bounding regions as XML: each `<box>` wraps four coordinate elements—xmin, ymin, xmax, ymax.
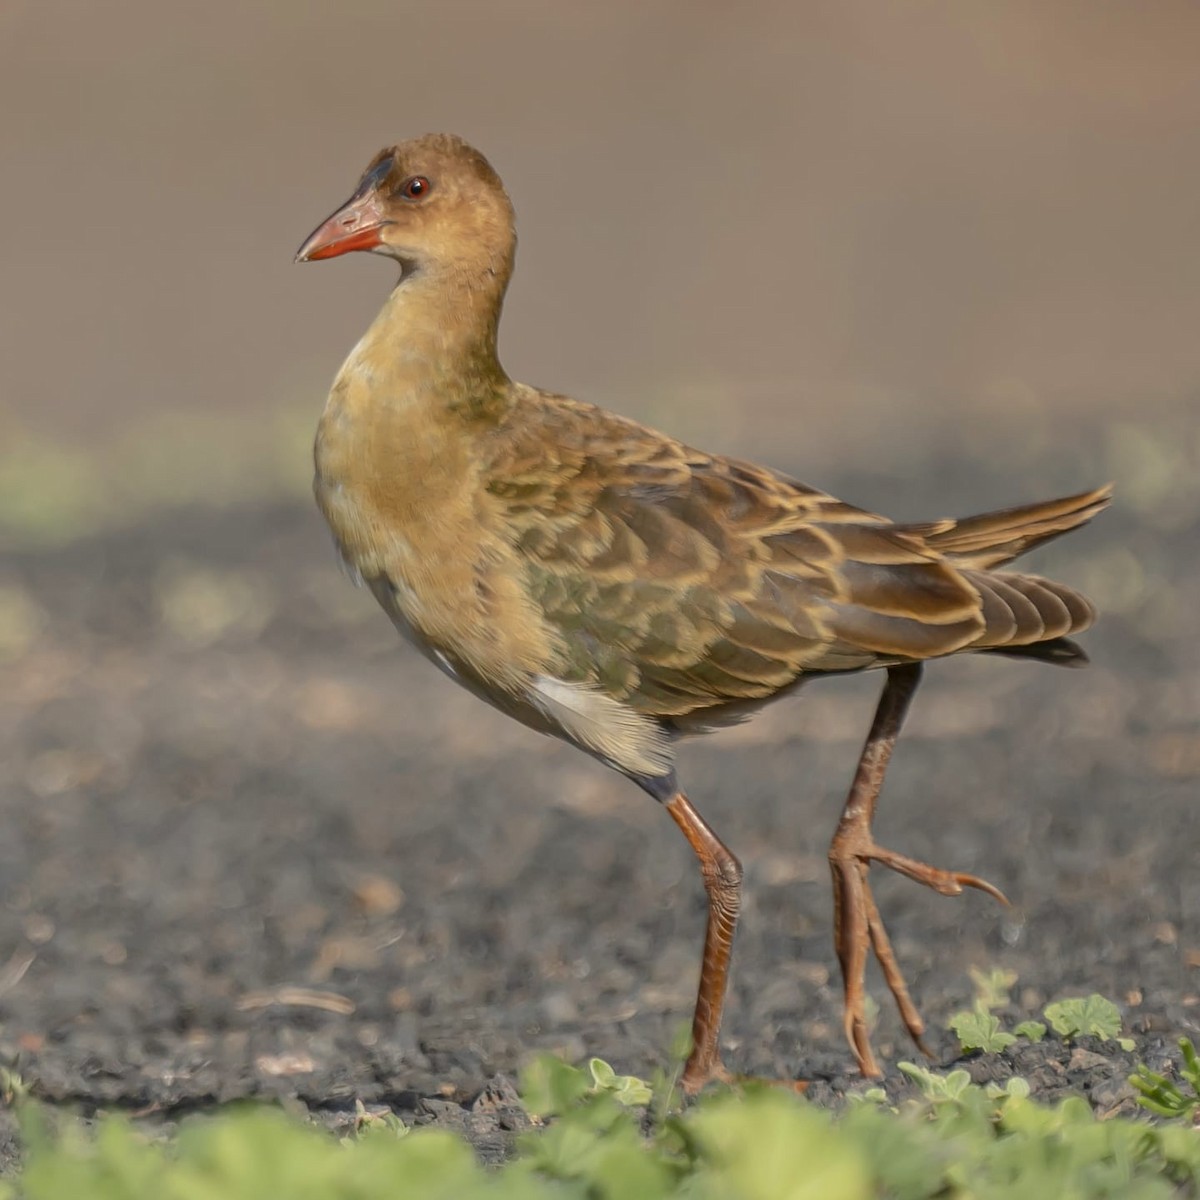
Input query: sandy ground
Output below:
<box><xmin>1</xmin><ymin>0</ymin><xmax>1199</xmax><ymax>1173</ymax></box>
<box><xmin>0</xmin><ymin>434</ymin><xmax>1196</xmax><ymax>1164</ymax></box>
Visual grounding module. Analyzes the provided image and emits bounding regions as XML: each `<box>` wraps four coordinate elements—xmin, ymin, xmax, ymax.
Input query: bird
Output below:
<box><xmin>295</xmin><ymin>133</ymin><xmax>1110</xmax><ymax>1093</ymax></box>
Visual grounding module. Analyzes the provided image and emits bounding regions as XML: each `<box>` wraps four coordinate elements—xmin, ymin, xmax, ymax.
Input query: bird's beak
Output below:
<box><xmin>295</xmin><ymin>187</ymin><xmax>391</xmax><ymax>263</ymax></box>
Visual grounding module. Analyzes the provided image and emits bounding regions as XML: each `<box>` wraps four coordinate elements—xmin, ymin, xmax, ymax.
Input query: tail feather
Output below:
<box><xmin>895</xmin><ymin>482</ymin><xmax>1109</xmax><ymax>668</ymax></box>
<box><xmin>965</xmin><ymin>569</ymin><xmax>1099</xmax><ymax>663</ymax></box>
<box><xmin>901</xmin><ymin>483</ymin><xmax>1113</xmax><ymax>570</ymax></box>
<box><xmin>984</xmin><ymin>636</ymin><xmax>1090</xmax><ymax>667</ymax></box>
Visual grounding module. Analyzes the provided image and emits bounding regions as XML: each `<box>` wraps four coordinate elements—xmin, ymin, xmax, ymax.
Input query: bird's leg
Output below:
<box><xmin>828</xmin><ymin>663</ymin><xmax>1009</xmax><ymax>1077</ymax></box>
<box><xmin>666</xmin><ymin>790</ymin><xmax>810</xmax><ymax>1096</ymax></box>
<box><xmin>665</xmin><ymin>791</ymin><xmax>742</xmax><ymax>1094</ymax></box>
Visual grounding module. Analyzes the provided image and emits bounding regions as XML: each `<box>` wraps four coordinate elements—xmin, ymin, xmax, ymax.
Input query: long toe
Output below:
<box><xmin>830</xmin><ymin>855</ymin><xmax>884</xmax><ymax>1077</ymax></box>
<box><xmin>866</xmin><ymin>844</ymin><xmax>1009</xmax><ymax>906</ymax></box>
<box><xmin>831</xmin><ymin>841</ymin><xmax>1005</xmax><ymax>1073</ymax></box>
<box><xmin>681</xmin><ymin>1056</ymin><xmax>735</xmax><ymax>1096</ymax></box>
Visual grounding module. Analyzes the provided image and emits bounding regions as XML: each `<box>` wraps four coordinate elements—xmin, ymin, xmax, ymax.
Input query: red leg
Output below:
<box><xmin>829</xmin><ymin>664</ymin><xmax>1008</xmax><ymax>1076</ymax></box>
<box><xmin>666</xmin><ymin>791</ymin><xmax>811</xmax><ymax>1095</ymax></box>
<box><xmin>665</xmin><ymin>791</ymin><xmax>741</xmax><ymax>1094</ymax></box>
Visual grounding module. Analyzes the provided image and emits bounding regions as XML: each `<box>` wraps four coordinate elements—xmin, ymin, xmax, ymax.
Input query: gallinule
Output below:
<box><xmin>297</xmin><ymin>133</ymin><xmax>1109</xmax><ymax>1091</ymax></box>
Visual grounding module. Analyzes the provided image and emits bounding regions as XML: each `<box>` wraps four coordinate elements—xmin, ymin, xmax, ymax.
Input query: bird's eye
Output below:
<box><xmin>399</xmin><ymin>176</ymin><xmax>431</xmax><ymax>200</ymax></box>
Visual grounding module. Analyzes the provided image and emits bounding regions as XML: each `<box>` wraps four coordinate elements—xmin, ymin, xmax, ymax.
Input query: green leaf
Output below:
<box><xmin>12</xmin><ymin>1045</ymin><xmax>1200</xmax><ymax>1199</ymax></box>
<box><xmin>520</xmin><ymin>1093</ymin><xmax>671</xmax><ymax>1196</ymax></box>
<box><xmin>668</xmin><ymin>1021</ymin><xmax>693</xmax><ymax>1065</ymax></box>
<box><xmin>1014</xmin><ymin>1020</ymin><xmax>1047</xmax><ymax>1043</ymax></box>
<box><xmin>839</xmin><ymin>1104</ymin><xmax>945</xmax><ymax>1197</ymax></box>
<box><xmin>588</xmin><ymin>1058</ymin><xmax>617</xmax><ymax>1089</ymax></box>
<box><xmin>949</xmin><ymin>1009</ymin><xmax>1017</xmax><ymax>1053</ymax></box>
<box><xmin>968</xmin><ymin>965</ymin><xmax>1018</xmax><ymax>1011</ymax></box>
<box><xmin>0</xmin><ymin>1068</ymin><xmax>28</xmax><ymax>1105</ymax></box>
<box><xmin>897</xmin><ymin>1063</ymin><xmax>974</xmax><ymax>1103</ymax></box>
<box><xmin>1183</xmin><ymin>1036</ymin><xmax>1200</xmax><ymax>1091</ymax></box>
<box><xmin>1131</xmin><ymin>1037</ymin><xmax>1200</xmax><ymax>1119</ymax></box>
<box><xmin>1043</xmin><ymin>994</ymin><xmax>1122</xmax><ymax>1041</ymax></box>
<box><xmin>586</xmin><ymin>1058</ymin><xmax>652</xmax><ymax>1107</ymax></box>
<box><xmin>845</xmin><ymin>1085</ymin><xmax>890</xmax><ymax>1108</ymax></box>
<box><xmin>985</xmin><ymin>1076</ymin><xmax>1031</xmax><ymax>1101</ymax></box>
<box><xmin>689</xmin><ymin>1090</ymin><xmax>871</xmax><ymax>1200</ymax></box>
<box><xmin>610</xmin><ymin>1076</ymin><xmax>653</xmax><ymax>1107</ymax></box>
<box><xmin>520</xmin><ymin>1055</ymin><xmax>590</xmax><ymax>1117</ymax></box>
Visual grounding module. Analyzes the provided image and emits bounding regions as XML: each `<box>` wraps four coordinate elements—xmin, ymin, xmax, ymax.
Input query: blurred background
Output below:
<box><xmin>0</xmin><ymin>0</ymin><xmax>1198</xmax><ymax>1100</ymax></box>
<box><xmin>2</xmin><ymin>0</ymin><xmax>1199</xmax><ymax>514</ymax></box>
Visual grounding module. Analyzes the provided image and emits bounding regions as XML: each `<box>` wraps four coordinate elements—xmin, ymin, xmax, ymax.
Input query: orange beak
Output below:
<box><xmin>295</xmin><ymin>186</ymin><xmax>391</xmax><ymax>263</ymax></box>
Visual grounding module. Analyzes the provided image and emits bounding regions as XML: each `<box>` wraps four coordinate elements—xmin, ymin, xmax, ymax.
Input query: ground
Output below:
<box><xmin>0</xmin><ymin>448</ymin><xmax>1197</xmax><ymax>1167</ymax></box>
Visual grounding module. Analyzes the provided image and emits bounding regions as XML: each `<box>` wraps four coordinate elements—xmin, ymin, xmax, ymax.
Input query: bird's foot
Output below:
<box><xmin>829</xmin><ymin>832</ymin><xmax>1008</xmax><ymax>1077</ymax></box>
<box><xmin>857</xmin><ymin>842</ymin><xmax>1008</xmax><ymax>907</ymax></box>
<box><xmin>681</xmin><ymin>1054</ymin><xmax>808</xmax><ymax>1098</ymax></box>
<box><xmin>681</xmin><ymin>1052</ymin><xmax>734</xmax><ymax>1096</ymax></box>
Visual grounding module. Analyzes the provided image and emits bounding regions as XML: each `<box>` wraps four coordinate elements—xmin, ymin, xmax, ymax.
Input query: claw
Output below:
<box><xmin>957</xmin><ymin>873</ymin><xmax>1009</xmax><ymax>907</ymax></box>
<box><xmin>833</xmin><ymin>838</ymin><xmax>1010</xmax><ymax>1074</ymax></box>
<box><xmin>866</xmin><ymin>845</ymin><xmax>1009</xmax><ymax>907</ymax></box>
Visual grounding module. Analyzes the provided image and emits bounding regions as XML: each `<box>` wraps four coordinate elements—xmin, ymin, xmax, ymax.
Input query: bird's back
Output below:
<box><xmin>481</xmin><ymin>388</ymin><xmax>1109</xmax><ymax>730</ymax></box>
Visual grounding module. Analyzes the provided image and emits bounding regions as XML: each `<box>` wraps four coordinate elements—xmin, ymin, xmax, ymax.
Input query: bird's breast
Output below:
<box><xmin>312</xmin><ymin>366</ymin><xmax>564</xmax><ymax>699</ymax></box>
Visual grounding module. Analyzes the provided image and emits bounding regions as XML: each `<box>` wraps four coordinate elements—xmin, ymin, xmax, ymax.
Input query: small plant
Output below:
<box><xmin>1044</xmin><ymin>994</ymin><xmax>1134</xmax><ymax>1049</ymax></box>
<box><xmin>1131</xmin><ymin>1037</ymin><xmax>1200</xmax><ymax>1120</ymax></box>
<box><xmin>984</xmin><ymin>1076</ymin><xmax>1031</xmax><ymax>1101</ymax></box>
<box><xmin>521</xmin><ymin>1055</ymin><xmax>654</xmax><ymax>1118</ymax></box>
<box><xmin>341</xmin><ymin>1099</ymin><xmax>409</xmax><ymax>1143</ymax></box>
<box><xmin>948</xmin><ymin>967</ymin><xmax>1019</xmax><ymax>1054</ymax></box>
<box><xmin>685</xmin><ymin>1089</ymin><xmax>870</xmax><ymax>1199</ymax></box>
<box><xmin>845</xmin><ymin>1085</ymin><xmax>890</xmax><ymax>1108</ymax></box>
<box><xmin>949</xmin><ymin>1009</ymin><xmax>1017</xmax><ymax>1054</ymax></box>
<box><xmin>968</xmin><ymin>965</ymin><xmax>1018</xmax><ymax>1011</ymax></box>
<box><xmin>0</xmin><ymin>1067</ymin><xmax>28</xmax><ymax>1106</ymax></box>
<box><xmin>3</xmin><ymin>1052</ymin><xmax>1200</xmax><ymax>1198</ymax></box>
<box><xmin>586</xmin><ymin>1058</ymin><xmax>653</xmax><ymax>1107</ymax></box>
<box><xmin>897</xmin><ymin>1063</ymin><xmax>974</xmax><ymax>1103</ymax></box>
<box><xmin>647</xmin><ymin>1022</ymin><xmax>692</xmax><ymax>1125</ymax></box>
<box><xmin>949</xmin><ymin>983</ymin><xmax>1138</xmax><ymax>1058</ymax></box>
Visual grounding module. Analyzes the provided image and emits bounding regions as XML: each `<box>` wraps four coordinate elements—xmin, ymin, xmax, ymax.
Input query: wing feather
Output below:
<box><xmin>485</xmin><ymin>390</ymin><xmax>1103</xmax><ymax>737</ymax></box>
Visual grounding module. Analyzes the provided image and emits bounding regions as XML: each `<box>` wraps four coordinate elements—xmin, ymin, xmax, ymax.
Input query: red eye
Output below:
<box><xmin>400</xmin><ymin>176</ymin><xmax>431</xmax><ymax>200</ymax></box>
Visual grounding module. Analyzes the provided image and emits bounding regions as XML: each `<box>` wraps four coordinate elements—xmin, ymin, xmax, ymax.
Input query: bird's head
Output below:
<box><xmin>295</xmin><ymin>133</ymin><xmax>515</xmax><ymax>280</ymax></box>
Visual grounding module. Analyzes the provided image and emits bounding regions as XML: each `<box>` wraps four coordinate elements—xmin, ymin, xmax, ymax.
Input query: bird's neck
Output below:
<box><xmin>315</xmin><ymin>258</ymin><xmax>515</xmax><ymax>546</ymax></box>
<box><xmin>349</xmin><ymin>261</ymin><xmax>513</xmax><ymax>419</ymax></box>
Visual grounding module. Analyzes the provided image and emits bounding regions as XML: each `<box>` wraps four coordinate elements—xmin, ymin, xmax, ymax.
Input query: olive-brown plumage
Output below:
<box><xmin>298</xmin><ymin>133</ymin><xmax>1110</xmax><ymax>1092</ymax></box>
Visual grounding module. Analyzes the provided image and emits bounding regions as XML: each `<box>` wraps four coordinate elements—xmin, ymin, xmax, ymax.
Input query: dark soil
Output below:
<box><xmin>1</xmin><ymin>460</ymin><xmax>1197</xmax><ymax>1168</ymax></box>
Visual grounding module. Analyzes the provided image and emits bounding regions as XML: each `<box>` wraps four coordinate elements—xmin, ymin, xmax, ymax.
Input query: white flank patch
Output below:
<box><xmin>335</xmin><ymin>547</ymin><xmax>365</xmax><ymax>588</ymax></box>
<box><xmin>431</xmin><ymin>649</ymin><xmax>460</xmax><ymax>682</ymax></box>
<box><xmin>529</xmin><ymin>676</ymin><xmax>673</xmax><ymax>779</ymax></box>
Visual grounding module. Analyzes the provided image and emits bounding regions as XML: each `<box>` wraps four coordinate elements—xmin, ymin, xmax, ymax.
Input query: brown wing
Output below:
<box><xmin>483</xmin><ymin>390</ymin><xmax>1038</xmax><ymax>723</ymax></box>
<box><xmin>896</xmin><ymin>485</ymin><xmax>1113</xmax><ymax>569</ymax></box>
